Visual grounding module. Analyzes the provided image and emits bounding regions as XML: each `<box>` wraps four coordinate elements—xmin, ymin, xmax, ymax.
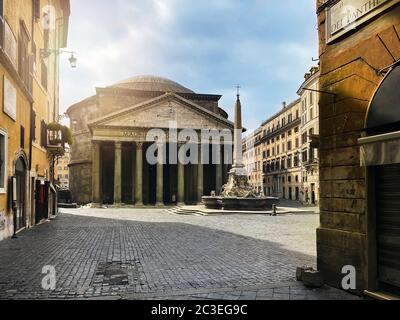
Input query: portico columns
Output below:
<box><xmin>156</xmin><ymin>144</ymin><xmax>164</xmax><ymax>206</ymax></box>
<box><xmin>177</xmin><ymin>143</ymin><xmax>185</xmax><ymax>205</ymax></box>
<box><xmin>197</xmin><ymin>144</ymin><xmax>204</xmax><ymax>203</ymax></box>
<box><xmin>114</xmin><ymin>141</ymin><xmax>122</xmax><ymax>205</ymax></box>
<box><xmin>135</xmin><ymin>142</ymin><xmax>144</xmax><ymax>206</ymax></box>
<box><xmin>92</xmin><ymin>141</ymin><xmax>101</xmax><ymax>205</ymax></box>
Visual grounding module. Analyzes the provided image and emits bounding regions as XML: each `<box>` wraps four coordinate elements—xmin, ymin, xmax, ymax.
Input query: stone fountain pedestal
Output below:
<box><xmin>202</xmin><ymin>166</ymin><xmax>279</xmax><ymax>211</ymax></box>
<box><xmin>202</xmin><ymin>92</ymin><xmax>279</xmax><ymax>212</ymax></box>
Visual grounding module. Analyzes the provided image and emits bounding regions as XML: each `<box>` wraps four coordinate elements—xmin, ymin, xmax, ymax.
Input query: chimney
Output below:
<box><xmin>282</xmin><ymin>101</ymin><xmax>286</xmax><ymax>109</ymax></box>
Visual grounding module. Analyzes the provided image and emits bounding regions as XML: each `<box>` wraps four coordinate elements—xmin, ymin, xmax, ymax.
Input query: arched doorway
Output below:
<box><xmin>359</xmin><ymin>63</ymin><xmax>400</xmax><ymax>294</ymax></box>
<box><xmin>14</xmin><ymin>157</ymin><xmax>27</xmax><ymax>231</ymax></box>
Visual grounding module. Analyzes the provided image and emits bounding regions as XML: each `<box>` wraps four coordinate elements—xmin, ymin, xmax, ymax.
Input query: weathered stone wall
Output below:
<box><xmin>316</xmin><ymin>0</ymin><xmax>400</xmax><ymax>292</ymax></box>
<box><xmin>69</xmin><ymin>162</ymin><xmax>92</xmax><ymax>205</ymax></box>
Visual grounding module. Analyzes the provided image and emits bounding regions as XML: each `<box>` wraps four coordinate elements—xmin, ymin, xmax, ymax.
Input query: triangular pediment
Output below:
<box><xmin>88</xmin><ymin>93</ymin><xmax>233</xmax><ymax>130</ymax></box>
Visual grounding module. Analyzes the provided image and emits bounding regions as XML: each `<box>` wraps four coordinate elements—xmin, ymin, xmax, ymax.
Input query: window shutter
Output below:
<box><xmin>20</xmin><ymin>126</ymin><xmax>25</xmax><ymax>148</ymax></box>
<box><xmin>34</xmin><ymin>0</ymin><xmax>41</xmax><ymax>20</ymax></box>
<box><xmin>40</xmin><ymin>120</ymin><xmax>47</xmax><ymax>147</ymax></box>
<box><xmin>31</xmin><ymin>110</ymin><xmax>36</xmax><ymax>142</ymax></box>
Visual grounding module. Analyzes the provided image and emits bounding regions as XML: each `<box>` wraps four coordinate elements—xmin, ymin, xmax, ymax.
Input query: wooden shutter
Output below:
<box><xmin>20</xmin><ymin>126</ymin><xmax>25</xmax><ymax>148</ymax></box>
<box><xmin>33</xmin><ymin>0</ymin><xmax>41</xmax><ymax>20</ymax></box>
<box><xmin>31</xmin><ymin>110</ymin><xmax>36</xmax><ymax>142</ymax></box>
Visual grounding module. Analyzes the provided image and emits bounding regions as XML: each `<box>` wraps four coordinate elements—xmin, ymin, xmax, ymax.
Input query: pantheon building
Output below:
<box><xmin>67</xmin><ymin>76</ymin><xmax>234</xmax><ymax>206</ymax></box>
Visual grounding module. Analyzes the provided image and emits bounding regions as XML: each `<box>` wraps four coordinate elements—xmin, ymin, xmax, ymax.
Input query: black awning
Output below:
<box><xmin>366</xmin><ymin>64</ymin><xmax>400</xmax><ymax>132</ymax></box>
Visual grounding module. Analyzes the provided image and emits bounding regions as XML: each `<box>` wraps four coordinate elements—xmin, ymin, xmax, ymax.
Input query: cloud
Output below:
<box><xmin>60</xmin><ymin>0</ymin><xmax>318</xmax><ymax>133</ymax></box>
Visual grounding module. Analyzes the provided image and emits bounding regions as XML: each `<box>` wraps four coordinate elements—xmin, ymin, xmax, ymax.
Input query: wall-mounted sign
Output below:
<box><xmin>3</xmin><ymin>76</ymin><xmax>17</xmax><ymax>121</ymax></box>
<box><xmin>4</xmin><ymin>20</ymin><xmax>17</xmax><ymax>66</ymax></box>
<box><xmin>326</xmin><ymin>0</ymin><xmax>400</xmax><ymax>43</ymax></box>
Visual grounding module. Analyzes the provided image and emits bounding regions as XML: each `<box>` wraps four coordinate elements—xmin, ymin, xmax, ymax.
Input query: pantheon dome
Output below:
<box><xmin>111</xmin><ymin>75</ymin><xmax>195</xmax><ymax>94</ymax></box>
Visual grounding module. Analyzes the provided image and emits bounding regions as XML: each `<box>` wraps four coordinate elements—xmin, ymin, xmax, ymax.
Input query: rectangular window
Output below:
<box><xmin>0</xmin><ymin>0</ymin><xmax>4</xmax><ymax>48</ymax></box>
<box><xmin>287</xmin><ymin>141</ymin><xmax>292</xmax><ymax>151</ymax></box>
<box><xmin>0</xmin><ymin>130</ymin><xmax>7</xmax><ymax>192</ymax></box>
<box><xmin>18</xmin><ymin>23</ymin><xmax>30</xmax><ymax>86</ymax></box>
<box><xmin>302</xmin><ymin>150</ymin><xmax>308</xmax><ymax>163</ymax></box>
<box><xmin>310</xmin><ymin>92</ymin><xmax>313</xmax><ymax>105</ymax></box>
<box><xmin>41</xmin><ymin>62</ymin><xmax>48</xmax><ymax>90</ymax></box>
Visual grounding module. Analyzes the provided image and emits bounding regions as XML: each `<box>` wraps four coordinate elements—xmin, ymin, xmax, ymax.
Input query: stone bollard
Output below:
<box><xmin>303</xmin><ymin>270</ymin><xmax>324</xmax><ymax>288</ymax></box>
<box><xmin>271</xmin><ymin>204</ymin><xmax>277</xmax><ymax>216</ymax></box>
<box><xmin>296</xmin><ymin>266</ymin><xmax>314</xmax><ymax>281</ymax></box>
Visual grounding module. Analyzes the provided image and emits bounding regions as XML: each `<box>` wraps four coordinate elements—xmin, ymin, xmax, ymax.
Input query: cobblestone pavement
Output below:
<box><xmin>0</xmin><ymin>209</ymin><xmax>359</xmax><ymax>300</ymax></box>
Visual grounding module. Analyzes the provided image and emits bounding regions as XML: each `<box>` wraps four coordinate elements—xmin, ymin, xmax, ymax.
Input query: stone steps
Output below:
<box><xmin>167</xmin><ymin>207</ymin><xmax>205</xmax><ymax>216</ymax></box>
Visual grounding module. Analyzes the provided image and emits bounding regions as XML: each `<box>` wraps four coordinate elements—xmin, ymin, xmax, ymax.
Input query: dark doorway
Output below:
<box><xmin>101</xmin><ymin>144</ymin><xmax>115</xmax><ymax>204</ymax></box>
<box><xmin>15</xmin><ymin>157</ymin><xmax>26</xmax><ymax>231</ymax></box>
<box><xmin>121</xmin><ymin>144</ymin><xmax>133</xmax><ymax>204</ymax></box>
<box><xmin>143</xmin><ymin>143</ymin><xmax>156</xmax><ymax>205</ymax></box>
<box><xmin>203</xmin><ymin>144</ymin><xmax>216</xmax><ymax>196</ymax></box>
<box><xmin>164</xmin><ymin>144</ymin><xmax>177</xmax><ymax>204</ymax></box>
<box><xmin>311</xmin><ymin>184</ymin><xmax>316</xmax><ymax>205</ymax></box>
<box><xmin>295</xmin><ymin>187</ymin><xmax>299</xmax><ymax>201</ymax></box>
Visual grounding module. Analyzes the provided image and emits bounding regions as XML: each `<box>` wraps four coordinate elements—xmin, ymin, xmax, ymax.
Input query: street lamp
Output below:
<box><xmin>68</xmin><ymin>53</ymin><xmax>77</xmax><ymax>68</ymax></box>
<box><xmin>41</xmin><ymin>49</ymin><xmax>78</xmax><ymax>68</ymax></box>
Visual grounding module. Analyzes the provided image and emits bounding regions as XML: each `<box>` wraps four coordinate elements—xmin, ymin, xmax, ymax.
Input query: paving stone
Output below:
<box><xmin>0</xmin><ymin>210</ymin><xmax>359</xmax><ymax>300</ymax></box>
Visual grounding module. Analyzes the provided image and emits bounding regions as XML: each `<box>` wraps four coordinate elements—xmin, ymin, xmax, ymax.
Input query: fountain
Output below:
<box><xmin>202</xmin><ymin>91</ymin><xmax>279</xmax><ymax>211</ymax></box>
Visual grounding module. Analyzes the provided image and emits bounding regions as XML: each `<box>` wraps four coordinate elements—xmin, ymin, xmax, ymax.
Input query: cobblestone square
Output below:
<box><xmin>0</xmin><ymin>209</ymin><xmax>358</xmax><ymax>300</ymax></box>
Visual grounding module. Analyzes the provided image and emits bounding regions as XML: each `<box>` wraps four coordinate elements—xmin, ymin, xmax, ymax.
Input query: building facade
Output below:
<box><xmin>243</xmin><ymin>99</ymin><xmax>303</xmax><ymax>201</ymax></box>
<box><xmin>0</xmin><ymin>0</ymin><xmax>70</xmax><ymax>241</ymax></box>
<box><xmin>67</xmin><ymin>76</ymin><xmax>233</xmax><ymax>206</ymax></box>
<box><xmin>316</xmin><ymin>0</ymin><xmax>400</xmax><ymax>296</ymax></box>
<box><xmin>298</xmin><ymin>67</ymin><xmax>320</xmax><ymax>205</ymax></box>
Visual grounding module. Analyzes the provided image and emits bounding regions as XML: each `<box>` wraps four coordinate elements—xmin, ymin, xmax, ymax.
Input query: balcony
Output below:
<box><xmin>44</xmin><ymin>123</ymin><xmax>73</xmax><ymax>157</ymax></box>
<box><xmin>46</xmin><ymin>129</ymin><xmax>65</xmax><ymax>157</ymax></box>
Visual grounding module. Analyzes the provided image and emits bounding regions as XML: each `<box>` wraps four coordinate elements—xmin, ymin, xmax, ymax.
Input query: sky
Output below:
<box><xmin>59</xmin><ymin>0</ymin><xmax>318</xmax><ymax>133</ymax></box>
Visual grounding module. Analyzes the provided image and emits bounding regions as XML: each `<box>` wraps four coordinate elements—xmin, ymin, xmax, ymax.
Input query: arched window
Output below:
<box><xmin>366</xmin><ymin>64</ymin><xmax>400</xmax><ymax>134</ymax></box>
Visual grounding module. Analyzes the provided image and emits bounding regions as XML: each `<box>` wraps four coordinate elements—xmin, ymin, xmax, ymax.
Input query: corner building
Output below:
<box><xmin>316</xmin><ymin>0</ymin><xmax>400</xmax><ymax>296</ymax></box>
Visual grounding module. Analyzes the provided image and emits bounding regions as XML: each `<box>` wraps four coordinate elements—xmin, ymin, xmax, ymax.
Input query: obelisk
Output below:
<box><xmin>231</xmin><ymin>91</ymin><xmax>246</xmax><ymax>175</ymax></box>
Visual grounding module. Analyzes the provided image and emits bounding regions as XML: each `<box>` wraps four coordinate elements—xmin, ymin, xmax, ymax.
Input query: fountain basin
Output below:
<box><xmin>202</xmin><ymin>196</ymin><xmax>279</xmax><ymax>211</ymax></box>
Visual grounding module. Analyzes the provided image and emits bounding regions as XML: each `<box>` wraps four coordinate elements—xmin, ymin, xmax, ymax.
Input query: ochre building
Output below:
<box><xmin>67</xmin><ymin>76</ymin><xmax>233</xmax><ymax>206</ymax></box>
<box><xmin>0</xmin><ymin>0</ymin><xmax>70</xmax><ymax>240</ymax></box>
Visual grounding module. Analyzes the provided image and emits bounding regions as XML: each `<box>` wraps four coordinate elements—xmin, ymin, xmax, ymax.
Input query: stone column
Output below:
<box><xmin>177</xmin><ymin>143</ymin><xmax>185</xmax><ymax>205</ymax></box>
<box><xmin>114</xmin><ymin>141</ymin><xmax>122</xmax><ymax>205</ymax></box>
<box><xmin>135</xmin><ymin>142</ymin><xmax>143</xmax><ymax>206</ymax></box>
<box><xmin>156</xmin><ymin>144</ymin><xmax>164</xmax><ymax>206</ymax></box>
<box><xmin>91</xmin><ymin>141</ymin><xmax>101</xmax><ymax>205</ymax></box>
<box><xmin>197</xmin><ymin>144</ymin><xmax>204</xmax><ymax>203</ymax></box>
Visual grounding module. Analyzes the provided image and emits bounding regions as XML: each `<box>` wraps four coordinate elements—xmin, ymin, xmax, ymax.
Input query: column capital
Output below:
<box><xmin>115</xmin><ymin>141</ymin><xmax>122</xmax><ymax>149</ymax></box>
<box><xmin>136</xmin><ymin>141</ymin><xmax>144</xmax><ymax>149</ymax></box>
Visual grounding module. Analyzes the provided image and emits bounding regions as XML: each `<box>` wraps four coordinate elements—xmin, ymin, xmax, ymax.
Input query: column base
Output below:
<box><xmin>91</xmin><ymin>203</ymin><xmax>102</xmax><ymax>208</ymax></box>
<box><xmin>177</xmin><ymin>202</ymin><xmax>186</xmax><ymax>207</ymax></box>
<box><xmin>155</xmin><ymin>202</ymin><xmax>165</xmax><ymax>208</ymax></box>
